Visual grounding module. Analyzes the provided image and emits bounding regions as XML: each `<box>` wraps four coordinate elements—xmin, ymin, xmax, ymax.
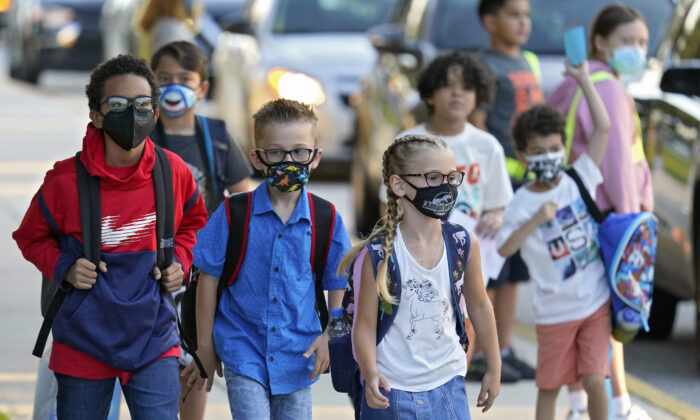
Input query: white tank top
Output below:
<box><xmin>375</xmin><ymin>225</ymin><xmax>467</xmax><ymax>392</ymax></box>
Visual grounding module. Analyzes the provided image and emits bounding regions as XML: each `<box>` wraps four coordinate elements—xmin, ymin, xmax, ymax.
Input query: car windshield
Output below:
<box><xmin>273</xmin><ymin>0</ymin><xmax>398</xmax><ymax>33</ymax></box>
<box><xmin>432</xmin><ymin>0</ymin><xmax>674</xmax><ymax>55</ymax></box>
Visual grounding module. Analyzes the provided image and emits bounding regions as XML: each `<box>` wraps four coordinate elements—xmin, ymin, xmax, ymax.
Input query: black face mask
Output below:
<box><xmin>401</xmin><ymin>178</ymin><xmax>458</xmax><ymax>219</ymax></box>
<box><xmin>101</xmin><ymin>106</ymin><xmax>156</xmax><ymax>151</ymax></box>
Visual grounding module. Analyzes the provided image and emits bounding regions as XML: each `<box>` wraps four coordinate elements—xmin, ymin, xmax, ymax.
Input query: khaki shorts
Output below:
<box><xmin>535</xmin><ymin>301</ymin><xmax>611</xmax><ymax>390</ymax></box>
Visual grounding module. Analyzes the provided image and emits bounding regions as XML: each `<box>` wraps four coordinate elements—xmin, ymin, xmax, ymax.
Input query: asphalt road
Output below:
<box><xmin>0</xmin><ymin>58</ymin><xmax>697</xmax><ymax>419</ymax></box>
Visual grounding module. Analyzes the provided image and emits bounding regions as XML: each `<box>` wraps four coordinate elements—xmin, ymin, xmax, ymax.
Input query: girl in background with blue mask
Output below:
<box><xmin>547</xmin><ymin>4</ymin><xmax>653</xmax><ymax>420</ymax></box>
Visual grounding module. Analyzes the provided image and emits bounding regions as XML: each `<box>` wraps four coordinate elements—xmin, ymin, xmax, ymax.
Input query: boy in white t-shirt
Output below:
<box><xmin>496</xmin><ymin>61</ymin><xmax>611</xmax><ymax>420</ymax></box>
<box><xmin>380</xmin><ymin>51</ymin><xmax>512</xmax><ymax>233</ymax></box>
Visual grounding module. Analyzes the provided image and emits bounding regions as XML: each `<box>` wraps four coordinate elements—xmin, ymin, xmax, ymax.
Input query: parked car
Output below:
<box><xmin>623</xmin><ymin>0</ymin><xmax>700</xmax><ymax>365</ymax></box>
<box><xmin>350</xmin><ymin>0</ymin><xmax>673</xmax><ymax>233</ymax></box>
<box><xmin>644</xmin><ymin>64</ymin><xmax>700</xmax><ymax>367</ymax></box>
<box><xmin>0</xmin><ymin>0</ymin><xmax>13</xmax><ymax>29</ymax></box>
<box><xmin>7</xmin><ymin>0</ymin><xmax>105</xmax><ymax>83</ymax></box>
<box><xmin>211</xmin><ymin>0</ymin><xmax>398</xmax><ymax>169</ymax></box>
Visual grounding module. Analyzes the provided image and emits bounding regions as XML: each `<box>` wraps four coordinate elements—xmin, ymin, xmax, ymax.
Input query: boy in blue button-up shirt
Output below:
<box><xmin>182</xmin><ymin>99</ymin><xmax>351</xmax><ymax>420</ymax></box>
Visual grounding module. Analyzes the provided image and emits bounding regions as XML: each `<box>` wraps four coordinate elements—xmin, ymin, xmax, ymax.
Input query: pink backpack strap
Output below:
<box><xmin>350</xmin><ymin>247</ymin><xmax>369</xmax><ymax>361</ymax></box>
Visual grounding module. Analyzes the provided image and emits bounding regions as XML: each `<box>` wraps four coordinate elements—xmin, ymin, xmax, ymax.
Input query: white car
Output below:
<box><xmin>212</xmin><ymin>0</ymin><xmax>398</xmax><ymax>168</ymax></box>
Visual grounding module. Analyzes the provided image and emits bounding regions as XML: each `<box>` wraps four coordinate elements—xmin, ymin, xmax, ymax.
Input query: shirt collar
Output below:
<box><xmin>252</xmin><ymin>182</ymin><xmax>311</xmax><ymax>223</ymax></box>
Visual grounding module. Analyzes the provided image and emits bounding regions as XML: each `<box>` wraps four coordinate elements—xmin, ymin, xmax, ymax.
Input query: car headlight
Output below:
<box><xmin>267</xmin><ymin>68</ymin><xmax>326</xmax><ymax>106</ymax></box>
<box><xmin>42</xmin><ymin>7</ymin><xmax>75</xmax><ymax>30</ymax></box>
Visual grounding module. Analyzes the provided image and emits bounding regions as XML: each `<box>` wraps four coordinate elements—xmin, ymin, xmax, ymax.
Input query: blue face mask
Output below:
<box><xmin>608</xmin><ymin>46</ymin><xmax>647</xmax><ymax>75</ymax></box>
<box><xmin>159</xmin><ymin>84</ymin><xmax>196</xmax><ymax>118</ymax></box>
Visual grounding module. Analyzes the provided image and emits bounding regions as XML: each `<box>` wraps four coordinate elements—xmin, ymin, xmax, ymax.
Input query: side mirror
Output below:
<box><xmin>367</xmin><ymin>23</ymin><xmax>406</xmax><ymax>53</ymax></box>
<box><xmin>225</xmin><ymin>16</ymin><xmax>252</xmax><ymax>35</ymax></box>
<box><xmin>660</xmin><ymin>65</ymin><xmax>700</xmax><ymax>97</ymax></box>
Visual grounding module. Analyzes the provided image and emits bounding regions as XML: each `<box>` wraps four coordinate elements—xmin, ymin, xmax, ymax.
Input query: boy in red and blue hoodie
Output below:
<box><xmin>13</xmin><ymin>54</ymin><xmax>208</xmax><ymax>420</ymax></box>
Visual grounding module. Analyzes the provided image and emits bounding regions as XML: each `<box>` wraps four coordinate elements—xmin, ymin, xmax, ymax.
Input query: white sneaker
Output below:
<box><xmin>614</xmin><ymin>404</ymin><xmax>653</xmax><ymax>420</ymax></box>
<box><xmin>566</xmin><ymin>410</ymin><xmax>589</xmax><ymax>420</ymax></box>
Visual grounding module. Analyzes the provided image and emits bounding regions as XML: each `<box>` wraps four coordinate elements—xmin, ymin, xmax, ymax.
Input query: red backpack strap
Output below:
<box><xmin>308</xmin><ymin>192</ymin><xmax>336</xmax><ymax>330</ymax></box>
<box><xmin>217</xmin><ymin>191</ymin><xmax>252</xmax><ymax>298</ymax></box>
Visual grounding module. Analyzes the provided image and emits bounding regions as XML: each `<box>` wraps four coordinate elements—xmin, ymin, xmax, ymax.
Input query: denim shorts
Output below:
<box><xmin>360</xmin><ymin>375</ymin><xmax>470</xmax><ymax>420</ymax></box>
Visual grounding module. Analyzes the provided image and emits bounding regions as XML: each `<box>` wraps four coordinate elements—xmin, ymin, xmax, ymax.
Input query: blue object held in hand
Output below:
<box><xmin>564</xmin><ymin>26</ymin><xmax>587</xmax><ymax>66</ymax></box>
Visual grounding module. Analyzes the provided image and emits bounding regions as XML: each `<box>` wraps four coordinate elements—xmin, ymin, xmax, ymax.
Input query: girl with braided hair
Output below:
<box><xmin>343</xmin><ymin>134</ymin><xmax>501</xmax><ymax>419</ymax></box>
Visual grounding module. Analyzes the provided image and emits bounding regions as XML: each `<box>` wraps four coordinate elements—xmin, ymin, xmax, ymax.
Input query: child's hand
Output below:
<box><xmin>476</xmin><ymin>370</ymin><xmax>500</xmax><ymax>412</ymax></box>
<box><xmin>303</xmin><ymin>331</ymin><xmax>329</xmax><ymax>381</ymax></box>
<box><xmin>364</xmin><ymin>371</ymin><xmax>391</xmax><ymax>409</ymax></box>
<box><xmin>565</xmin><ymin>59</ymin><xmax>590</xmax><ymax>85</ymax></box>
<box><xmin>476</xmin><ymin>209</ymin><xmax>504</xmax><ymax>239</ymax></box>
<box><xmin>534</xmin><ymin>201</ymin><xmax>558</xmax><ymax>225</ymax></box>
<box><xmin>65</xmin><ymin>258</ymin><xmax>107</xmax><ymax>290</ymax></box>
<box><xmin>181</xmin><ymin>344</ymin><xmax>222</xmax><ymax>394</ymax></box>
<box><xmin>153</xmin><ymin>261</ymin><xmax>184</xmax><ymax>293</ymax></box>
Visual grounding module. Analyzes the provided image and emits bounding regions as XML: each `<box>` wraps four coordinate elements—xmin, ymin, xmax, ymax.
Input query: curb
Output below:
<box><xmin>513</xmin><ymin>322</ymin><xmax>700</xmax><ymax>420</ymax></box>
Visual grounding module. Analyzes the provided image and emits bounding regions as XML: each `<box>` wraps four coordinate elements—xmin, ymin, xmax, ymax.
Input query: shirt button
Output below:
<box><xmin>277</xmin><ymin>234</ymin><xmax>282</xmax><ymax>239</ymax></box>
<box><xmin>274</xmin><ymin>267</ymin><xmax>279</xmax><ymax>272</ymax></box>
<box><xmin>271</xmin><ymin>327</ymin><xmax>276</xmax><ymax>332</ymax></box>
<box><xmin>269</xmin><ymin>356</ymin><xmax>275</xmax><ymax>361</ymax></box>
<box><xmin>272</xmin><ymin>297</ymin><xmax>278</xmax><ymax>303</ymax></box>
<box><xmin>416</xmin><ymin>400</ymin><xmax>424</xmax><ymax>405</ymax></box>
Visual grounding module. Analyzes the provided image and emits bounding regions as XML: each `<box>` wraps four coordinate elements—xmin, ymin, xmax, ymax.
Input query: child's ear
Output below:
<box><xmin>389</xmin><ymin>174</ymin><xmax>406</xmax><ymax>197</ymax></box>
<box><xmin>249</xmin><ymin>149</ymin><xmax>266</xmax><ymax>173</ymax></box>
<box><xmin>481</xmin><ymin>14</ymin><xmax>497</xmax><ymax>34</ymax></box>
<box><xmin>197</xmin><ymin>80</ymin><xmax>210</xmax><ymax>101</ymax></box>
<box><xmin>308</xmin><ymin>148</ymin><xmax>323</xmax><ymax>170</ymax></box>
<box><xmin>89</xmin><ymin>110</ymin><xmax>104</xmax><ymax>128</ymax></box>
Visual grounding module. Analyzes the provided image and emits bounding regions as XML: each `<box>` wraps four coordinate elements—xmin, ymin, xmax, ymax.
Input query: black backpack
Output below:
<box><xmin>180</xmin><ymin>191</ymin><xmax>336</xmax><ymax>351</ymax></box>
<box><xmin>33</xmin><ymin>147</ymin><xmax>207</xmax><ymax>378</ymax></box>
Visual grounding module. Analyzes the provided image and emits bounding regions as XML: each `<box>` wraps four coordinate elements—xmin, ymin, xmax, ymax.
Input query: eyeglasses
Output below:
<box><xmin>255</xmin><ymin>148</ymin><xmax>317</xmax><ymax>164</ymax></box>
<box><xmin>100</xmin><ymin>96</ymin><xmax>155</xmax><ymax>113</ymax></box>
<box><xmin>400</xmin><ymin>171</ymin><xmax>465</xmax><ymax>187</ymax></box>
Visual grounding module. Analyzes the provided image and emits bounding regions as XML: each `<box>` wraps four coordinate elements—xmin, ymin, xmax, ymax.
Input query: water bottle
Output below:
<box><xmin>613</xmin><ymin>308</ymin><xmax>643</xmax><ymax>343</ymax></box>
<box><xmin>327</xmin><ymin>308</ymin><xmax>351</xmax><ymax>341</ymax></box>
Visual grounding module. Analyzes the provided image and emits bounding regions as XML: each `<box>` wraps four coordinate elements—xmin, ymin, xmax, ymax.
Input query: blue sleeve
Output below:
<box><xmin>322</xmin><ymin>211</ymin><xmax>352</xmax><ymax>290</ymax></box>
<box><xmin>193</xmin><ymin>203</ymin><xmax>229</xmax><ymax>278</ymax></box>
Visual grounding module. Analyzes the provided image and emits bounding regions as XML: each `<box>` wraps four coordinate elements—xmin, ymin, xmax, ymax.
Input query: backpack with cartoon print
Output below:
<box><xmin>567</xmin><ymin>168</ymin><xmax>657</xmax><ymax>343</ymax></box>
<box><xmin>328</xmin><ymin>221</ymin><xmax>470</xmax><ymax>396</ymax></box>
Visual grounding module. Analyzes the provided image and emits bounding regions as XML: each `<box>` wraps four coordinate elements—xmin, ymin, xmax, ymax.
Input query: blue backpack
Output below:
<box><xmin>567</xmin><ymin>169</ymin><xmax>657</xmax><ymax>343</ymax></box>
<box><xmin>328</xmin><ymin>221</ymin><xmax>470</xmax><ymax>401</ymax></box>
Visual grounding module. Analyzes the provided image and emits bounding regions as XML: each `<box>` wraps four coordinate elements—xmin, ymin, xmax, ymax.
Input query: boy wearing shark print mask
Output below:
<box><xmin>150</xmin><ymin>41</ymin><xmax>252</xmax><ymax>215</ymax></box>
<box><xmin>149</xmin><ymin>41</ymin><xmax>252</xmax><ymax>420</ymax></box>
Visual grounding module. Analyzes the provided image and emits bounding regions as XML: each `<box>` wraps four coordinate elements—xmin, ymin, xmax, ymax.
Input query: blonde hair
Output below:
<box><xmin>140</xmin><ymin>0</ymin><xmax>201</xmax><ymax>32</ymax></box>
<box><xmin>337</xmin><ymin>134</ymin><xmax>448</xmax><ymax>303</ymax></box>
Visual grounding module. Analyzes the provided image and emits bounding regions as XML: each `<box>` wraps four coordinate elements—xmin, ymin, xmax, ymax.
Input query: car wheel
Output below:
<box><xmin>639</xmin><ymin>287</ymin><xmax>678</xmax><ymax>339</ymax></box>
<box><xmin>10</xmin><ymin>60</ymin><xmax>40</xmax><ymax>84</ymax></box>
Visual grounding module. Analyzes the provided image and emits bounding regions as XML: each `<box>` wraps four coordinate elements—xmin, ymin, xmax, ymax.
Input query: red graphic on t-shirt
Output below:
<box><xmin>467</xmin><ymin>163</ymin><xmax>481</xmax><ymax>185</ymax></box>
<box><xmin>508</xmin><ymin>70</ymin><xmax>543</xmax><ymax>114</ymax></box>
<box><xmin>548</xmin><ymin>237</ymin><xmax>571</xmax><ymax>260</ymax></box>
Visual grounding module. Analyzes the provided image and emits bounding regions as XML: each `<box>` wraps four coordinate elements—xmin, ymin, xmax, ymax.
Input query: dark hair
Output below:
<box><xmin>151</xmin><ymin>41</ymin><xmax>208</xmax><ymax>82</ymax></box>
<box><xmin>511</xmin><ymin>104</ymin><xmax>565</xmax><ymax>151</ymax></box>
<box><xmin>589</xmin><ymin>3</ymin><xmax>647</xmax><ymax>58</ymax></box>
<box><xmin>478</xmin><ymin>0</ymin><xmax>509</xmax><ymax>18</ymax></box>
<box><xmin>417</xmin><ymin>51</ymin><xmax>494</xmax><ymax>114</ymax></box>
<box><xmin>85</xmin><ymin>54</ymin><xmax>160</xmax><ymax>111</ymax></box>
<box><xmin>252</xmin><ymin>99</ymin><xmax>318</xmax><ymax>144</ymax></box>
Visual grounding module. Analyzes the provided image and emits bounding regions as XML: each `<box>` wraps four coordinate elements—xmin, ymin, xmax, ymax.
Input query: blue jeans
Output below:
<box><xmin>361</xmin><ymin>375</ymin><xmax>470</xmax><ymax>420</ymax></box>
<box><xmin>224</xmin><ymin>367</ymin><xmax>312</xmax><ymax>420</ymax></box>
<box><xmin>55</xmin><ymin>356</ymin><xmax>179</xmax><ymax>420</ymax></box>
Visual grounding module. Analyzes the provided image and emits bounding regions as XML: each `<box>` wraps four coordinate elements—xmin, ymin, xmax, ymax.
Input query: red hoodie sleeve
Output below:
<box><xmin>12</xmin><ymin>162</ymin><xmax>80</xmax><ymax>289</ymax></box>
<box><xmin>171</xmin><ymin>154</ymin><xmax>208</xmax><ymax>276</ymax></box>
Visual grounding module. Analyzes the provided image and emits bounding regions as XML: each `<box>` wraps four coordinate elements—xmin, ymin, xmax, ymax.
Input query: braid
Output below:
<box><xmin>337</xmin><ymin>134</ymin><xmax>448</xmax><ymax>304</ymax></box>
